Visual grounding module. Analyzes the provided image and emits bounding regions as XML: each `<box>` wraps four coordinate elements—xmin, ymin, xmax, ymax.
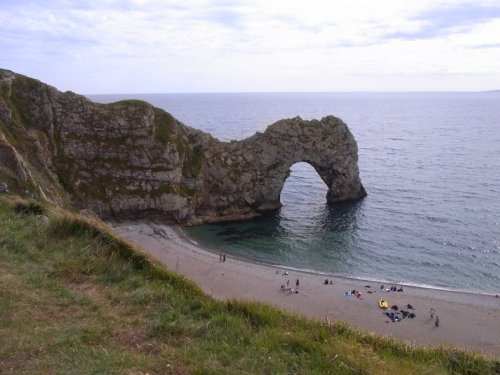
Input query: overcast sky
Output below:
<box><xmin>1</xmin><ymin>0</ymin><xmax>500</xmax><ymax>93</ymax></box>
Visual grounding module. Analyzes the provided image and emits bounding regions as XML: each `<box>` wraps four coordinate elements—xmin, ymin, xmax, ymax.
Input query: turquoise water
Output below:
<box><xmin>90</xmin><ymin>92</ymin><xmax>500</xmax><ymax>293</ymax></box>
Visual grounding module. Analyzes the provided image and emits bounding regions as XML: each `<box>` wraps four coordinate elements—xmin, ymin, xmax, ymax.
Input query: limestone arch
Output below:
<box><xmin>240</xmin><ymin>116</ymin><xmax>367</xmax><ymax>213</ymax></box>
<box><xmin>197</xmin><ymin>116</ymin><xmax>367</xmax><ymax>220</ymax></box>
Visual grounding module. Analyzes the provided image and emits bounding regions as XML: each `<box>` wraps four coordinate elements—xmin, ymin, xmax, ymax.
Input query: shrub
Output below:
<box><xmin>13</xmin><ymin>200</ymin><xmax>46</xmax><ymax>216</ymax></box>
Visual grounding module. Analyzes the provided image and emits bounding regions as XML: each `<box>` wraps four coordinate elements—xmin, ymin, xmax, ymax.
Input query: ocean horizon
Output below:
<box><xmin>88</xmin><ymin>90</ymin><xmax>500</xmax><ymax>95</ymax></box>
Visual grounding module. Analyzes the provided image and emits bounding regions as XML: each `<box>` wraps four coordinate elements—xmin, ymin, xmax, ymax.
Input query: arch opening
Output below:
<box><xmin>280</xmin><ymin>162</ymin><xmax>328</xmax><ymax>208</ymax></box>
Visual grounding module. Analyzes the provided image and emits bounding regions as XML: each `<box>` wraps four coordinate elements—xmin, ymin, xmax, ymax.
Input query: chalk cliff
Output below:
<box><xmin>0</xmin><ymin>69</ymin><xmax>366</xmax><ymax>224</ymax></box>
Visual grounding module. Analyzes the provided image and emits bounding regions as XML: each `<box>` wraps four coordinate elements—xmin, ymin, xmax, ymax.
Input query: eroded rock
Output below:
<box><xmin>0</xmin><ymin>69</ymin><xmax>366</xmax><ymax>224</ymax></box>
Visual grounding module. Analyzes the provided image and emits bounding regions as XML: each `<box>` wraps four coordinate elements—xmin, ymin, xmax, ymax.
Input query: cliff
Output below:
<box><xmin>0</xmin><ymin>69</ymin><xmax>366</xmax><ymax>224</ymax></box>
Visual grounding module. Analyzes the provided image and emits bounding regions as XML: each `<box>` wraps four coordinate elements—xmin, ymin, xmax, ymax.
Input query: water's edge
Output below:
<box><xmin>177</xmin><ymin>225</ymin><xmax>497</xmax><ymax>297</ymax></box>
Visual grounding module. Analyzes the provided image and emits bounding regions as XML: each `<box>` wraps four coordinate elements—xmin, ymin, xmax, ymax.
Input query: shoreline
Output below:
<box><xmin>177</xmin><ymin>226</ymin><xmax>499</xmax><ymax>299</ymax></box>
<box><xmin>110</xmin><ymin>221</ymin><xmax>500</xmax><ymax>358</ymax></box>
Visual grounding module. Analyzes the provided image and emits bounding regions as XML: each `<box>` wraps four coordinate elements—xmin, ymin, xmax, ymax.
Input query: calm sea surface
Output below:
<box><xmin>90</xmin><ymin>92</ymin><xmax>500</xmax><ymax>293</ymax></box>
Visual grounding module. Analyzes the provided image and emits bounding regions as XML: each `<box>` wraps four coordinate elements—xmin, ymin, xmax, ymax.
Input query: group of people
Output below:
<box><xmin>383</xmin><ymin>304</ymin><xmax>416</xmax><ymax>322</ymax></box>
<box><xmin>219</xmin><ymin>253</ymin><xmax>226</xmax><ymax>262</ymax></box>
<box><xmin>344</xmin><ymin>289</ymin><xmax>363</xmax><ymax>298</ymax></box>
<box><xmin>276</xmin><ymin>275</ymin><xmax>443</xmax><ymax>330</ymax></box>
<box><xmin>280</xmin><ymin>276</ymin><xmax>300</xmax><ymax>294</ymax></box>
<box><xmin>375</xmin><ymin>284</ymin><xmax>441</xmax><ymax>328</ymax></box>
<box><xmin>430</xmin><ymin>307</ymin><xmax>439</xmax><ymax>327</ymax></box>
<box><xmin>380</xmin><ymin>284</ymin><xmax>404</xmax><ymax>292</ymax></box>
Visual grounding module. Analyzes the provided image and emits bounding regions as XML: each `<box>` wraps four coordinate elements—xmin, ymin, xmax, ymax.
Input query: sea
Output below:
<box><xmin>89</xmin><ymin>92</ymin><xmax>500</xmax><ymax>294</ymax></box>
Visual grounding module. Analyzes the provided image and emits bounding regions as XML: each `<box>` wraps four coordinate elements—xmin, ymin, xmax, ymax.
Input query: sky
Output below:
<box><xmin>1</xmin><ymin>0</ymin><xmax>500</xmax><ymax>93</ymax></box>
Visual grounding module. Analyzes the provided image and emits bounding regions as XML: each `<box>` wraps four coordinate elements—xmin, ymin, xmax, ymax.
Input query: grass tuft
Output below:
<box><xmin>47</xmin><ymin>215</ymin><xmax>148</xmax><ymax>271</ymax></box>
<box><xmin>225</xmin><ymin>300</ymin><xmax>283</xmax><ymax>328</ymax></box>
<box><xmin>13</xmin><ymin>199</ymin><xmax>46</xmax><ymax>215</ymax></box>
<box><xmin>154</xmin><ymin>111</ymin><xmax>175</xmax><ymax>143</ymax></box>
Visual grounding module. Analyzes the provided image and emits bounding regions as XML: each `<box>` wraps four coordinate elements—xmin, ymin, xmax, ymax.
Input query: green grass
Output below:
<box><xmin>154</xmin><ymin>111</ymin><xmax>176</xmax><ymax>143</ymax></box>
<box><xmin>0</xmin><ymin>196</ymin><xmax>498</xmax><ymax>374</ymax></box>
<box><xmin>112</xmin><ymin>99</ymin><xmax>152</xmax><ymax>109</ymax></box>
<box><xmin>153</xmin><ymin>110</ymin><xmax>205</xmax><ymax>178</ymax></box>
<box><xmin>182</xmin><ymin>145</ymin><xmax>204</xmax><ymax>178</ymax></box>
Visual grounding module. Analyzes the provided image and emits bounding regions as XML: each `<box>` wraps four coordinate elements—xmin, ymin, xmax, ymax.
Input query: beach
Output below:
<box><xmin>111</xmin><ymin>222</ymin><xmax>500</xmax><ymax>358</ymax></box>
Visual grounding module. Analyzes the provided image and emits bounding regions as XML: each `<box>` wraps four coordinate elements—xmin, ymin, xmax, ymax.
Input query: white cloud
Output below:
<box><xmin>1</xmin><ymin>0</ymin><xmax>499</xmax><ymax>92</ymax></box>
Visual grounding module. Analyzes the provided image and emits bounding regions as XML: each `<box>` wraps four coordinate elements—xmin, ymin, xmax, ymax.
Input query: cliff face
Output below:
<box><xmin>0</xmin><ymin>69</ymin><xmax>366</xmax><ymax>224</ymax></box>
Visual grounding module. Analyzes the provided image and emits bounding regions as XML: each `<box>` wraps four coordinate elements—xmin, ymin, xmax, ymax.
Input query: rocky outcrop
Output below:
<box><xmin>198</xmin><ymin>116</ymin><xmax>367</xmax><ymax>222</ymax></box>
<box><xmin>0</xmin><ymin>69</ymin><xmax>366</xmax><ymax>224</ymax></box>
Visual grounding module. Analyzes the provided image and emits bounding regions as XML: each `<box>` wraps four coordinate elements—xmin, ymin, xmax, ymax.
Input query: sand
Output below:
<box><xmin>110</xmin><ymin>222</ymin><xmax>500</xmax><ymax>358</ymax></box>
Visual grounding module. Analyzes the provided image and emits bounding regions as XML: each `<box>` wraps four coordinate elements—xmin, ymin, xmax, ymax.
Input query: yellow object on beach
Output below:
<box><xmin>379</xmin><ymin>299</ymin><xmax>388</xmax><ymax>309</ymax></box>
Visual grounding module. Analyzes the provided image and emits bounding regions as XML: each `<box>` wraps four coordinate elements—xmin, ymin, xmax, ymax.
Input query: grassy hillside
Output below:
<box><xmin>0</xmin><ymin>196</ymin><xmax>498</xmax><ymax>374</ymax></box>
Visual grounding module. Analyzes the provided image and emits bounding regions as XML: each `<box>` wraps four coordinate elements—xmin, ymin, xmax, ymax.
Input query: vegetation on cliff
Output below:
<box><xmin>0</xmin><ymin>69</ymin><xmax>366</xmax><ymax>224</ymax></box>
<box><xmin>1</xmin><ymin>195</ymin><xmax>498</xmax><ymax>374</ymax></box>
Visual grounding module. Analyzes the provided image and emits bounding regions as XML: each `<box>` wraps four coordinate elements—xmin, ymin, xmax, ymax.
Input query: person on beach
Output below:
<box><xmin>430</xmin><ymin>308</ymin><xmax>436</xmax><ymax>320</ymax></box>
<box><xmin>219</xmin><ymin>252</ymin><xmax>222</xmax><ymax>262</ymax></box>
<box><xmin>435</xmin><ymin>315</ymin><xmax>440</xmax><ymax>327</ymax></box>
<box><xmin>296</xmin><ymin>278</ymin><xmax>299</xmax><ymax>289</ymax></box>
<box><xmin>223</xmin><ymin>254</ymin><xmax>226</xmax><ymax>262</ymax></box>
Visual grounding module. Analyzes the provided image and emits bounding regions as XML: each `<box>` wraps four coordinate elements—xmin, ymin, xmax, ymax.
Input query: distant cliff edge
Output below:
<box><xmin>0</xmin><ymin>69</ymin><xmax>366</xmax><ymax>224</ymax></box>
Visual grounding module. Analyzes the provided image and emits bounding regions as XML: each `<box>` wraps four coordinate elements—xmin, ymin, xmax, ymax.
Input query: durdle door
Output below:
<box><xmin>198</xmin><ymin>116</ymin><xmax>367</xmax><ymax>222</ymax></box>
<box><xmin>0</xmin><ymin>69</ymin><xmax>366</xmax><ymax>224</ymax></box>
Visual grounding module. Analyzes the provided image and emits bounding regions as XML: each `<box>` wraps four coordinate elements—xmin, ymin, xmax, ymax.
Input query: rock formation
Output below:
<box><xmin>0</xmin><ymin>69</ymin><xmax>366</xmax><ymax>224</ymax></box>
